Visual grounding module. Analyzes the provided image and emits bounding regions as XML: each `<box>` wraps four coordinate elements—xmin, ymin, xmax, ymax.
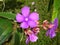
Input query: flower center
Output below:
<box><xmin>25</xmin><ymin>18</ymin><xmax>28</xmax><ymax>21</ymax></box>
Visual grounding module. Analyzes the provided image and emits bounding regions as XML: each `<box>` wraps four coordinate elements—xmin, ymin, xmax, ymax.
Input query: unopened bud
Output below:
<box><xmin>32</xmin><ymin>2</ymin><xmax>35</xmax><ymax>5</ymax></box>
<box><xmin>34</xmin><ymin>9</ymin><xmax>37</xmax><ymax>12</ymax></box>
<box><xmin>48</xmin><ymin>24</ymin><xmax>54</xmax><ymax>28</ymax></box>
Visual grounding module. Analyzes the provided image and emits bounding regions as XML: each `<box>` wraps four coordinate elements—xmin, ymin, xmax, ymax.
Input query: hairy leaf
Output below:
<box><xmin>0</xmin><ymin>12</ymin><xmax>16</xmax><ymax>20</ymax></box>
<box><xmin>0</xmin><ymin>18</ymin><xmax>13</xmax><ymax>45</ymax></box>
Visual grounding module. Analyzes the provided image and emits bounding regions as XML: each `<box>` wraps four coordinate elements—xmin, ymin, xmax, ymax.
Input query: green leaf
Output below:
<box><xmin>0</xmin><ymin>29</ymin><xmax>12</xmax><ymax>45</ymax></box>
<box><xmin>55</xmin><ymin>0</ymin><xmax>60</xmax><ymax>29</ymax></box>
<box><xmin>0</xmin><ymin>18</ymin><xmax>13</xmax><ymax>45</ymax></box>
<box><xmin>0</xmin><ymin>28</ymin><xmax>4</xmax><ymax>36</ymax></box>
<box><xmin>57</xmin><ymin>9</ymin><xmax>60</xmax><ymax>29</ymax></box>
<box><xmin>0</xmin><ymin>0</ymin><xmax>3</xmax><ymax>2</ymax></box>
<box><xmin>48</xmin><ymin>0</ymin><xmax>54</xmax><ymax>11</ymax></box>
<box><xmin>10</xmin><ymin>31</ymin><xmax>20</xmax><ymax>45</ymax></box>
<box><xmin>0</xmin><ymin>12</ymin><xmax>16</xmax><ymax>20</ymax></box>
<box><xmin>52</xmin><ymin>9</ymin><xmax>58</xmax><ymax>22</ymax></box>
<box><xmin>52</xmin><ymin>0</ymin><xmax>60</xmax><ymax>22</ymax></box>
<box><xmin>57</xmin><ymin>32</ymin><xmax>60</xmax><ymax>44</ymax></box>
<box><xmin>54</xmin><ymin>0</ymin><xmax>60</xmax><ymax>10</ymax></box>
<box><xmin>14</xmin><ymin>31</ymin><xmax>20</xmax><ymax>45</ymax></box>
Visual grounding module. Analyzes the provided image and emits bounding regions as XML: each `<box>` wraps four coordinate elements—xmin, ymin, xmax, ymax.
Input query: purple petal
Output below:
<box><xmin>21</xmin><ymin>6</ymin><xmax>30</xmax><ymax>17</ymax></box>
<box><xmin>29</xmin><ymin>12</ymin><xmax>39</xmax><ymax>21</ymax></box>
<box><xmin>20</xmin><ymin>22</ymin><xmax>29</xmax><ymax>29</ymax></box>
<box><xmin>54</xmin><ymin>18</ymin><xmax>58</xmax><ymax>25</ymax></box>
<box><xmin>28</xmin><ymin>21</ymin><xmax>37</xmax><ymax>28</ymax></box>
<box><xmin>26</xmin><ymin>37</ymin><xmax>29</xmax><ymax>45</ymax></box>
<box><xmin>53</xmin><ymin>18</ymin><xmax>58</xmax><ymax>29</ymax></box>
<box><xmin>49</xmin><ymin>30</ymin><xmax>56</xmax><ymax>38</ymax></box>
<box><xmin>46</xmin><ymin>30</ymin><xmax>49</xmax><ymax>36</ymax></box>
<box><xmin>46</xmin><ymin>28</ymin><xmax>56</xmax><ymax>38</ymax></box>
<box><xmin>29</xmin><ymin>34</ymin><xmax>38</xmax><ymax>42</ymax></box>
<box><xmin>16</xmin><ymin>13</ymin><xmax>24</xmax><ymax>22</ymax></box>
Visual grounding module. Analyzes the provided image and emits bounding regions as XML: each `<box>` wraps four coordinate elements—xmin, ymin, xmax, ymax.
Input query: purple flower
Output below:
<box><xmin>46</xmin><ymin>18</ymin><xmax>58</xmax><ymax>38</ymax></box>
<box><xmin>16</xmin><ymin>6</ymin><xmax>39</xmax><ymax>29</ymax></box>
<box><xmin>46</xmin><ymin>29</ymin><xmax>56</xmax><ymax>38</ymax></box>
<box><xmin>26</xmin><ymin>33</ymin><xmax>38</xmax><ymax>44</ymax></box>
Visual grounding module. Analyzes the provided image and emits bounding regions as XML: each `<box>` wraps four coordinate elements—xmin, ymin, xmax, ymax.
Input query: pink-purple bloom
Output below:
<box><xmin>16</xmin><ymin>6</ymin><xmax>39</xmax><ymax>45</ymax></box>
<box><xmin>25</xmin><ymin>27</ymin><xmax>40</xmax><ymax>45</ymax></box>
<box><xmin>46</xmin><ymin>18</ymin><xmax>58</xmax><ymax>38</ymax></box>
<box><xmin>26</xmin><ymin>32</ymin><xmax>38</xmax><ymax>44</ymax></box>
<box><xmin>16</xmin><ymin>6</ymin><xmax>39</xmax><ymax>29</ymax></box>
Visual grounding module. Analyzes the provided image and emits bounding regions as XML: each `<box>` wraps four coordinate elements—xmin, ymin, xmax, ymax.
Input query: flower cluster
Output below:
<box><xmin>16</xmin><ymin>6</ymin><xmax>40</xmax><ymax>44</ymax></box>
<box><xmin>24</xmin><ymin>27</ymin><xmax>40</xmax><ymax>44</ymax></box>
<box><xmin>16</xmin><ymin>6</ymin><xmax>58</xmax><ymax>45</ymax></box>
<box><xmin>42</xmin><ymin>18</ymin><xmax>58</xmax><ymax>38</ymax></box>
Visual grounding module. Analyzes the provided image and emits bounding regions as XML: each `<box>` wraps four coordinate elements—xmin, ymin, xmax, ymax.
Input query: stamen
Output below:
<box><xmin>25</xmin><ymin>18</ymin><xmax>28</xmax><ymax>21</ymax></box>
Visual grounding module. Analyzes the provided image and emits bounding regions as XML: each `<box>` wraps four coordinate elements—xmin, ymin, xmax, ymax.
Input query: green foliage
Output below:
<box><xmin>0</xmin><ymin>0</ymin><xmax>3</xmax><ymax>2</ymax></box>
<box><xmin>48</xmin><ymin>0</ymin><xmax>54</xmax><ymax>11</ymax></box>
<box><xmin>51</xmin><ymin>0</ymin><xmax>60</xmax><ymax>29</ymax></box>
<box><xmin>0</xmin><ymin>18</ymin><xmax>12</xmax><ymax>45</ymax></box>
<box><xmin>52</xmin><ymin>9</ymin><xmax>58</xmax><ymax>22</ymax></box>
<box><xmin>57</xmin><ymin>32</ymin><xmax>60</xmax><ymax>44</ymax></box>
<box><xmin>10</xmin><ymin>31</ymin><xmax>20</xmax><ymax>45</ymax></box>
<box><xmin>52</xmin><ymin>0</ymin><xmax>60</xmax><ymax>22</ymax></box>
<box><xmin>57</xmin><ymin>9</ymin><xmax>60</xmax><ymax>29</ymax></box>
<box><xmin>54</xmin><ymin>0</ymin><xmax>60</xmax><ymax>10</ymax></box>
<box><xmin>0</xmin><ymin>12</ymin><xmax>16</xmax><ymax>20</ymax></box>
<box><xmin>0</xmin><ymin>0</ymin><xmax>60</xmax><ymax>45</ymax></box>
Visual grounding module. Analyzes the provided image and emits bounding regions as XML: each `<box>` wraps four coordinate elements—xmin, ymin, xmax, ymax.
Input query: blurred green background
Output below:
<box><xmin>0</xmin><ymin>0</ymin><xmax>60</xmax><ymax>45</ymax></box>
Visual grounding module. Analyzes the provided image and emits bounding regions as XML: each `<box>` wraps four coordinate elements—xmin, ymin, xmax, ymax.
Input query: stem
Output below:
<box><xmin>20</xmin><ymin>33</ymin><xmax>23</xmax><ymax>42</ymax></box>
<box><xmin>2</xmin><ymin>0</ymin><xmax>5</xmax><ymax>12</ymax></box>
